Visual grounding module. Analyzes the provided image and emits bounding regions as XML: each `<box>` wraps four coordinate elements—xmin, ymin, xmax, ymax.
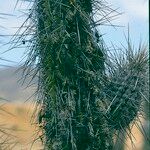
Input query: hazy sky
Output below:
<box><xmin>0</xmin><ymin>0</ymin><xmax>148</xmax><ymax>67</ymax></box>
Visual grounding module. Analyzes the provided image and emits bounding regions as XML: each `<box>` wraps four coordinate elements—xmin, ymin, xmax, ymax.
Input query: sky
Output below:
<box><xmin>0</xmin><ymin>0</ymin><xmax>149</xmax><ymax>67</ymax></box>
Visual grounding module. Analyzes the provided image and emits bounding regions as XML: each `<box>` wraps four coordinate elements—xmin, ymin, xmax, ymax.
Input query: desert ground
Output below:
<box><xmin>0</xmin><ymin>102</ymin><xmax>43</xmax><ymax>150</ymax></box>
<box><xmin>0</xmin><ymin>102</ymin><xmax>149</xmax><ymax>150</ymax></box>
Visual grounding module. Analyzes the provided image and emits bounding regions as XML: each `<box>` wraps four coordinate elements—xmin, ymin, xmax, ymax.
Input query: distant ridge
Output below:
<box><xmin>0</xmin><ymin>66</ymin><xmax>37</xmax><ymax>102</ymax></box>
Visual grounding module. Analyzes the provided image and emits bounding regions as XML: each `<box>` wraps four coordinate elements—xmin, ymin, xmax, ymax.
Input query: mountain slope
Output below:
<box><xmin>0</xmin><ymin>66</ymin><xmax>37</xmax><ymax>102</ymax></box>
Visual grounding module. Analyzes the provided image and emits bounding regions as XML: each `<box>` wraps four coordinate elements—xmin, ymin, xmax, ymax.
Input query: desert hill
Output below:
<box><xmin>0</xmin><ymin>66</ymin><xmax>37</xmax><ymax>103</ymax></box>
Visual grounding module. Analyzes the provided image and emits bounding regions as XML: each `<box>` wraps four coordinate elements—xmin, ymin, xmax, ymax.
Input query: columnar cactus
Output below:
<box><xmin>19</xmin><ymin>0</ymin><xmax>148</xmax><ymax>149</ymax></box>
<box><xmin>28</xmin><ymin>0</ymin><xmax>115</xmax><ymax>149</ymax></box>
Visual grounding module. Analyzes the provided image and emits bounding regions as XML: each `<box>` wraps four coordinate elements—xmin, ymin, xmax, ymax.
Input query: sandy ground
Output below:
<box><xmin>0</xmin><ymin>103</ymin><xmax>148</xmax><ymax>150</ymax></box>
<box><xmin>0</xmin><ymin>103</ymin><xmax>43</xmax><ymax>150</ymax></box>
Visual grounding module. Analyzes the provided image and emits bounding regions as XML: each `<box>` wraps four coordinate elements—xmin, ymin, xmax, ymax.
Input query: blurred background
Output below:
<box><xmin>0</xmin><ymin>0</ymin><xmax>149</xmax><ymax>149</ymax></box>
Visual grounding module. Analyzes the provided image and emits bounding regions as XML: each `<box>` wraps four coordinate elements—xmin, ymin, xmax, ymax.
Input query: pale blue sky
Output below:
<box><xmin>0</xmin><ymin>0</ymin><xmax>149</xmax><ymax>67</ymax></box>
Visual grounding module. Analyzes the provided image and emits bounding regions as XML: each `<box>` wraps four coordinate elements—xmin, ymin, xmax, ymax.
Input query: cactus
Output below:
<box><xmin>13</xmin><ymin>0</ymin><xmax>148</xmax><ymax>149</ymax></box>
<box><xmin>34</xmin><ymin>0</ymin><xmax>113</xmax><ymax>149</ymax></box>
<box><xmin>23</xmin><ymin>0</ymin><xmax>116</xmax><ymax>149</ymax></box>
<box><xmin>104</xmin><ymin>42</ymin><xmax>148</xmax><ymax>131</ymax></box>
<box><xmin>104</xmin><ymin>42</ymin><xmax>149</xmax><ymax>149</ymax></box>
